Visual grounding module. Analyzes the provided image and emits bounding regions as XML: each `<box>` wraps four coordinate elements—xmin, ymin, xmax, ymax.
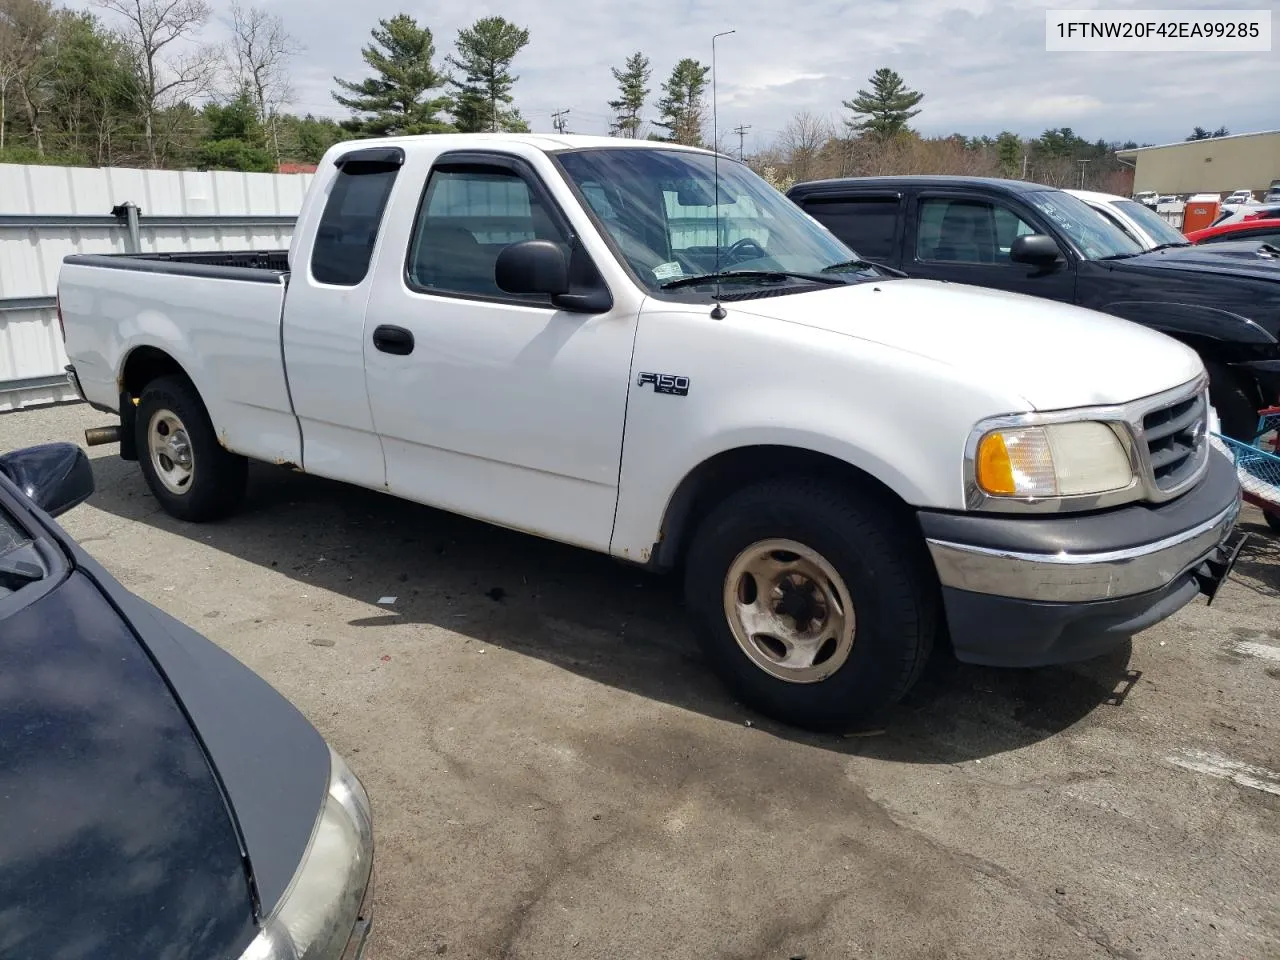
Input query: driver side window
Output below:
<box><xmin>405</xmin><ymin>165</ymin><xmax>570</xmax><ymax>303</ymax></box>
<box><xmin>917</xmin><ymin>198</ymin><xmax>1036</xmax><ymax>264</ymax></box>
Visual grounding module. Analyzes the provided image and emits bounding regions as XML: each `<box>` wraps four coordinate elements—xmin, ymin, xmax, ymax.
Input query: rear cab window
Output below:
<box><xmin>310</xmin><ymin>150</ymin><xmax>404</xmax><ymax>286</ymax></box>
<box><xmin>800</xmin><ymin>195</ymin><xmax>902</xmax><ymax>263</ymax></box>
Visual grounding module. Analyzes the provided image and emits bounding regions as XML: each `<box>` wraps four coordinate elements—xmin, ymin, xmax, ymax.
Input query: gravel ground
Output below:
<box><xmin>4</xmin><ymin>401</ymin><xmax>1279</xmax><ymax>960</ymax></box>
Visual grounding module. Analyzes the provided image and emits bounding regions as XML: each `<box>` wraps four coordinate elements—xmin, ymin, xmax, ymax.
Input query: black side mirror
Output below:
<box><xmin>496</xmin><ymin>240</ymin><xmax>570</xmax><ymax>296</ymax></box>
<box><xmin>1010</xmin><ymin>234</ymin><xmax>1063</xmax><ymax>266</ymax></box>
<box><xmin>0</xmin><ymin>443</ymin><xmax>95</xmax><ymax>518</ymax></box>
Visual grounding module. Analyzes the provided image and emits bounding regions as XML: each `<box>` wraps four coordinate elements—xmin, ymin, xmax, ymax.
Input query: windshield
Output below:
<box><xmin>555</xmin><ymin>147</ymin><xmax>879</xmax><ymax>296</ymax></box>
<box><xmin>1025</xmin><ymin>190</ymin><xmax>1145</xmax><ymax>259</ymax></box>
<box><xmin>1112</xmin><ymin>199</ymin><xmax>1188</xmax><ymax>246</ymax></box>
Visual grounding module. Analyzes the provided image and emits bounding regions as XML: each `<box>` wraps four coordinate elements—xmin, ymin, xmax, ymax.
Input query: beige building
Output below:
<box><xmin>1116</xmin><ymin>130</ymin><xmax>1280</xmax><ymax>197</ymax></box>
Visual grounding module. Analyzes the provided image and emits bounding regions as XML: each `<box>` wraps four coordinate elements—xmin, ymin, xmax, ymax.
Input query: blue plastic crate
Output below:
<box><xmin>1213</xmin><ymin>421</ymin><xmax>1280</xmax><ymax>510</ymax></box>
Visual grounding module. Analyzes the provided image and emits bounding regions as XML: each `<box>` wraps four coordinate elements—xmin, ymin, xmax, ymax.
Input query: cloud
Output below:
<box><xmin>71</xmin><ymin>0</ymin><xmax>1279</xmax><ymax>150</ymax></box>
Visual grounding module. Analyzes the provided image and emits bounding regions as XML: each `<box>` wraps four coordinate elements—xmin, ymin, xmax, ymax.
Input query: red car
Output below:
<box><xmin>1185</xmin><ymin>217</ymin><xmax>1280</xmax><ymax>246</ymax></box>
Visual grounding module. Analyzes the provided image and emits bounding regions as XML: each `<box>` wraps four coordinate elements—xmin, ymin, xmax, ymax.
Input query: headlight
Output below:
<box><xmin>974</xmin><ymin>421</ymin><xmax>1134</xmax><ymax>499</ymax></box>
<box><xmin>241</xmin><ymin>747</ymin><xmax>374</xmax><ymax>960</ymax></box>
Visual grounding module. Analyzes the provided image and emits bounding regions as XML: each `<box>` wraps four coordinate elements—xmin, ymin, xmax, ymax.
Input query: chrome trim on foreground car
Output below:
<box><xmin>927</xmin><ymin>497</ymin><xmax>1240</xmax><ymax>603</ymax></box>
<box><xmin>240</xmin><ymin>747</ymin><xmax>374</xmax><ymax>960</ymax></box>
<box><xmin>962</xmin><ymin>372</ymin><xmax>1211</xmax><ymax>514</ymax></box>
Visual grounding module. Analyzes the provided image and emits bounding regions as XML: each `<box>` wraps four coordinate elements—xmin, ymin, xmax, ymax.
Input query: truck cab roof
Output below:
<box><xmin>325</xmin><ymin>132</ymin><xmax>715</xmax><ymax>158</ymax></box>
<box><xmin>788</xmin><ymin>175</ymin><xmax>1052</xmax><ymax>199</ymax></box>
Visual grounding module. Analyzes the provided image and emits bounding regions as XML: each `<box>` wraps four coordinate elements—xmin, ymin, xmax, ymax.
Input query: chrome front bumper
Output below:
<box><xmin>927</xmin><ymin>498</ymin><xmax>1240</xmax><ymax>604</ymax></box>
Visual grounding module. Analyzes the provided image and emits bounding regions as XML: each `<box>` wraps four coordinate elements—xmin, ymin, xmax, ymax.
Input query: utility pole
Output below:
<box><xmin>1021</xmin><ymin>154</ymin><xmax>1029</xmax><ymax>179</ymax></box>
<box><xmin>733</xmin><ymin>123</ymin><xmax>751</xmax><ymax>160</ymax></box>
<box><xmin>551</xmin><ymin>108</ymin><xmax>571</xmax><ymax>135</ymax></box>
<box><xmin>1078</xmin><ymin>158</ymin><xmax>1091</xmax><ymax>189</ymax></box>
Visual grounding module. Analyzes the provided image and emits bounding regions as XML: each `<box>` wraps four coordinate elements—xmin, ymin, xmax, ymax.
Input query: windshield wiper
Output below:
<box><xmin>660</xmin><ymin>270</ymin><xmax>845</xmax><ymax>291</ymax></box>
<box><xmin>822</xmin><ymin>258</ymin><xmax>907</xmax><ymax>278</ymax></box>
<box><xmin>1149</xmin><ymin>241</ymin><xmax>1190</xmax><ymax>251</ymax></box>
<box><xmin>1097</xmin><ymin>252</ymin><xmax>1139</xmax><ymax>261</ymax></box>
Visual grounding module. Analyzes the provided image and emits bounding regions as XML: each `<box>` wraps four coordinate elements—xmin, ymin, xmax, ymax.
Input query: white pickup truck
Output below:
<box><xmin>59</xmin><ymin>134</ymin><xmax>1245</xmax><ymax>730</ymax></box>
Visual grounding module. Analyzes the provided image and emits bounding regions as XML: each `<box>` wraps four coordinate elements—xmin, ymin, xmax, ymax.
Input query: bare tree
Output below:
<box><xmin>0</xmin><ymin>0</ymin><xmax>54</xmax><ymax>152</ymax></box>
<box><xmin>227</xmin><ymin>1</ymin><xmax>300</xmax><ymax>164</ymax></box>
<box><xmin>96</xmin><ymin>0</ymin><xmax>217</xmax><ymax>166</ymax></box>
<box><xmin>780</xmin><ymin>110</ymin><xmax>834</xmax><ymax>183</ymax></box>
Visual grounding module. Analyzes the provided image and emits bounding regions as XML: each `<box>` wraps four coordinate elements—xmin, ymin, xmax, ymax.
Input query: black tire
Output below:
<box><xmin>135</xmin><ymin>374</ymin><xmax>247</xmax><ymax>522</ymax></box>
<box><xmin>1206</xmin><ymin>361</ymin><xmax>1259</xmax><ymax>443</ymax></box>
<box><xmin>682</xmin><ymin>478</ymin><xmax>937</xmax><ymax>731</ymax></box>
<box><xmin>1266</xmin><ymin>511</ymin><xmax>1280</xmax><ymax>535</ymax></box>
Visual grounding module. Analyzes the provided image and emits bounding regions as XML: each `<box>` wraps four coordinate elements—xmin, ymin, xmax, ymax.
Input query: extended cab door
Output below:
<box><xmin>281</xmin><ymin>147</ymin><xmax>404</xmax><ymax>489</ymax></box>
<box><xmin>360</xmin><ymin>149</ymin><xmax>637</xmax><ymax>552</ymax></box>
<box><xmin>792</xmin><ymin>192</ymin><xmax>905</xmax><ymax>270</ymax></box>
<box><xmin>905</xmin><ymin>192</ymin><xmax>1077</xmax><ymax>303</ymax></box>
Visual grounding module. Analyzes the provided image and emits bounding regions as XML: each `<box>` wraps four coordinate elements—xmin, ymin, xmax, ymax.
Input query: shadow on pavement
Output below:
<box><xmin>86</xmin><ymin>457</ymin><xmax>1144</xmax><ymax>764</ymax></box>
<box><xmin>1230</xmin><ymin>518</ymin><xmax>1280</xmax><ymax>597</ymax></box>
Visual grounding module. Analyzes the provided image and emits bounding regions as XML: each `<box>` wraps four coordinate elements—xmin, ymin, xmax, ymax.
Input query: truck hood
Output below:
<box><xmin>1115</xmin><ymin>243</ymin><xmax>1280</xmax><ymax>280</ymax></box>
<box><xmin>728</xmin><ymin>278</ymin><xmax>1204</xmax><ymax>410</ymax></box>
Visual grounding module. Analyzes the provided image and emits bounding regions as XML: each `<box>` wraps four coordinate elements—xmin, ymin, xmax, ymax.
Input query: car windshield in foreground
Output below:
<box><xmin>555</xmin><ymin>147</ymin><xmax>882</xmax><ymax>298</ymax></box>
<box><xmin>1025</xmin><ymin>190</ymin><xmax>1145</xmax><ymax>260</ymax></box>
<box><xmin>1112</xmin><ymin>199</ymin><xmax>1189</xmax><ymax>247</ymax></box>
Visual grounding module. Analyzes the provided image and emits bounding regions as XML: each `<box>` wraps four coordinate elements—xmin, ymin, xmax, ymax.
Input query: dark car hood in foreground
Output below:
<box><xmin>0</xmin><ymin>570</ymin><xmax>256</xmax><ymax>960</ymax></box>
<box><xmin>1119</xmin><ymin>243</ymin><xmax>1280</xmax><ymax>280</ymax></box>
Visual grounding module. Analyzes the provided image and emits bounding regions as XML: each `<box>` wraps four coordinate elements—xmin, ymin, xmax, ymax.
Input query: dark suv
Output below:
<box><xmin>788</xmin><ymin>176</ymin><xmax>1280</xmax><ymax>440</ymax></box>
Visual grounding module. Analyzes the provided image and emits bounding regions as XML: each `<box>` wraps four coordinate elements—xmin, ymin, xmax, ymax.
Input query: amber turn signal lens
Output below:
<box><xmin>976</xmin><ymin>432</ymin><xmax>1016</xmax><ymax>495</ymax></box>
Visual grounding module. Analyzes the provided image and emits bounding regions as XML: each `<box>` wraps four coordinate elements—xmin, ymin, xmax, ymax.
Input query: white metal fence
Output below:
<box><xmin>0</xmin><ymin>162</ymin><xmax>313</xmax><ymax>412</ymax></box>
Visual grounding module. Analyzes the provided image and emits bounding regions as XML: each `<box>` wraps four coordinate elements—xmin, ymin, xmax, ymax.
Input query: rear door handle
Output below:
<box><xmin>372</xmin><ymin>324</ymin><xmax>414</xmax><ymax>356</ymax></box>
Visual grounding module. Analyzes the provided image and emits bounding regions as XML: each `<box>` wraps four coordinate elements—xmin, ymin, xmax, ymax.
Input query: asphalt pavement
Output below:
<box><xmin>4</xmin><ymin>402</ymin><xmax>1278</xmax><ymax>960</ymax></box>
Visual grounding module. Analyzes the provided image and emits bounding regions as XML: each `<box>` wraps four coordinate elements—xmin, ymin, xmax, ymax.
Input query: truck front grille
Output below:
<box><xmin>1142</xmin><ymin>389</ymin><xmax>1208</xmax><ymax>493</ymax></box>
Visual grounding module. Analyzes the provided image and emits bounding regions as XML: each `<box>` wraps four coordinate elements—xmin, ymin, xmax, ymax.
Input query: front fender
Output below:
<box><xmin>608</xmin><ymin>308</ymin><xmax>1029</xmax><ymax>563</ymax></box>
<box><xmin>1101</xmin><ymin>299</ymin><xmax>1279</xmax><ymax>356</ymax></box>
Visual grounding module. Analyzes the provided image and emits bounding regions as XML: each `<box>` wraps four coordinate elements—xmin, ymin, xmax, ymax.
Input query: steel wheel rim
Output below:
<box><xmin>721</xmin><ymin>538</ymin><xmax>856</xmax><ymax>684</ymax></box>
<box><xmin>148</xmin><ymin>408</ymin><xmax>195</xmax><ymax>496</ymax></box>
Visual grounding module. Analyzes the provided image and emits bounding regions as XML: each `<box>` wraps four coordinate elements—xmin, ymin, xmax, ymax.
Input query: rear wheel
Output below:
<box><xmin>1265</xmin><ymin>511</ymin><xmax>1280</xmax><ymax>535</ymax></box>
<box><xmin>135</xmin><ymin>375</ymin><xmax>247</xmax><ymax>522</ymax></box>
<box><xmin>682</xmin><ymin>478</ymin><xmax>937</xmax><ymax>731</ymax></box>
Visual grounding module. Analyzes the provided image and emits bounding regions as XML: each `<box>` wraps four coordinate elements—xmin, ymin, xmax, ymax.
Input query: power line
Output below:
<box><xmin>551</xmin><ymin>108</ymin><xmax>571</xmax><ymax>135</ymax></box>
<box><xmin>732</xmin><ymin>123</ymin><xmax>751</xmax><ymax>160</ymax></box>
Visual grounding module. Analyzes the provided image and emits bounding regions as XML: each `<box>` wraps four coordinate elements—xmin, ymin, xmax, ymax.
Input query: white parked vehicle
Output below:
<box><xmin>1067</xmin><ymin>188</ymin><xmax>1192</xmax><ymax>250</ymax></box>
<box><xmin>58</xmin><ymin>134</ymin><xmax>1244</xmax><ymax>730</ymax></box>
<box><xmin>1224</xmin><ymin>189</ymin><xmax>1254</xmax><ymax>205</ymax></box>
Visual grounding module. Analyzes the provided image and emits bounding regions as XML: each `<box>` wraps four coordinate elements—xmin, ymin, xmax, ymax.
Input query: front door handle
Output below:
<box><xmin>372</xmin><ymin>324</ymin><xmax>414</xmax><ymax>356</ymax></box>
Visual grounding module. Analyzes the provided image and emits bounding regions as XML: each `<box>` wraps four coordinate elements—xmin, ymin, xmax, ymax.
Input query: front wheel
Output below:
<box><xmin>1265</xmin><ymin>511</ymin><xmax>1280</xmax><ymax>535</ymax></box>
<box><xmin>135</xmin><ymin>375</ymin><xmax>247</xmax><ymax>522</ymax></box>
<box><xmin>682</xmin><ymin>479</ymin><xmax>937</xmax><ymax>731</ymax></box>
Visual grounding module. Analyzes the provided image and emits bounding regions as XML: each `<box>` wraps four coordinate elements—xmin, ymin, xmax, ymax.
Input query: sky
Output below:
<box><xmin>74</xmin><ymin>0</ymin><xmax>1279</xmax><ymax>153</ymax></box>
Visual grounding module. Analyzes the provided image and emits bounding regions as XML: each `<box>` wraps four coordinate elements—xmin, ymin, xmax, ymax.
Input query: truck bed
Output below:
<box><xmin>59</xmin><ymin>248</ymin><xmax>299</xmax><ymax>469</ymax></box>
<box><xmin>62</xmin><ymin>249</ymin><xmax>289</xmax><ymax>281</ymax></box>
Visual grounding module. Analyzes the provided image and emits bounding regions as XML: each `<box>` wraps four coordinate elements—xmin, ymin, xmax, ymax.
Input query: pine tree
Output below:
<box><xmin>445</xmin><ymin>16</ymin><xmax>529</xmax><ymax>134</ymax></box>
<box><xmin>332</xmin><ymin>14</ymin><xmax>452</xmax><ymax>136</ymax></box>
<box><xmin>995</xmin><ymin>131</ymin><xmax>1022</xmax><ymax>177</ymax></box>
<box><xmin>653</xmin><ymin>58</ymin><xmax>708</xmax><ymax>147</ymax></box>
<box><xmin>842</xmin><ymin>67</ymin><xmax>923</xmax><ymax>140</ymax></box>
<box><xmin>608</xmin><ymin>51</ymin><xmax>650</xmax><ymax>138</ymax></box>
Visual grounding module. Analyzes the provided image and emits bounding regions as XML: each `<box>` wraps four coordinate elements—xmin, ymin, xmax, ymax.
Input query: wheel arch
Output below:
<box><xmin>649</xmin><ymin>444</ymin><xmax>920</xmax><ymax>572</ymax></box>
<box><xmin>116</xmin><ymin>346</ymin><xmax>200</xmax><ymax>462</ymax></box>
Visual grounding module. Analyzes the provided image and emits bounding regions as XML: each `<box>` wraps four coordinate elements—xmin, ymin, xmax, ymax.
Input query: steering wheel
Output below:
<box><xmin>725</xmin><ymin>236</ymin><xmax>767</xmax><ymax>263</ymax></box>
